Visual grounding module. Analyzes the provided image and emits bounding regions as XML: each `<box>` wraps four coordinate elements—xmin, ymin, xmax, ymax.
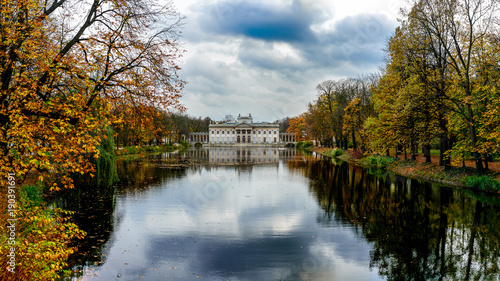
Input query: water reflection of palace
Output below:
<box><xmin>186</xmin><ymin>147</ymin><xmax>297</xmax><ymax>165</ymax></box>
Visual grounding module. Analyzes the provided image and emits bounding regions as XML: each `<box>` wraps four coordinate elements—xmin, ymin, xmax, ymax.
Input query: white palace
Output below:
<box><xmin>187</xmin><ymin>114</ymin><xmax>295</xmax><ymax>145</ymax></box>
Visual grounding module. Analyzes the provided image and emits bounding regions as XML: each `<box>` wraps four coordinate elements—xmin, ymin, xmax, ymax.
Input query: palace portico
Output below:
<box><xmin>186</xmin><ymin>114</ymin><xmax>295</xmax><ymax>146</ymax></box>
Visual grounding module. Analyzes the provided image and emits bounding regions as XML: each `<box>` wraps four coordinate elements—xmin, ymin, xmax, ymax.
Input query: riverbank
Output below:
<box><xmin>116</xmin><ymin>142</ymin><xmax>190</xmax><ymax>161</ymax></box>
<box><xmin>313</xmin><ymin>147</ymin><xmax>500</xmax><ymax>193</ymax></box>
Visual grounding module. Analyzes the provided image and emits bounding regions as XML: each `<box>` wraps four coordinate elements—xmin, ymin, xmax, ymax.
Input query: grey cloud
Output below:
<box><xmin>300</xmin><ymin>13</ymin><xmax>395</xmax><ymax>67</ymax></box>
<box><xmin>179</xmin><ymin>1</ymin><xmax>398</xmax><ymax>120</ymax></box>
<box><xmin>183</xmin><ymin>56</ymin><xmax>238</xmax><ymax>86</ymax></box>
<box><xmin>232</xmin><ymin>12</ymin><xmax>394</xmax><ymax>75</ymax></box>
<box><xmin>237</xmin><ymin>39</ymin><xmax>310</xmax><ymax>80</ymax></box>
<box><xmin>195</xmin><ymin>0</ymin><xmax>326</xmax><ymax>43</ymax></box>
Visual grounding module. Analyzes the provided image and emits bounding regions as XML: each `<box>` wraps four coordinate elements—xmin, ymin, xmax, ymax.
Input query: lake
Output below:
<box><xmin>59</xmin><ymin>147</ymin><xmax>500</xmax><ymax>281</ymax></box>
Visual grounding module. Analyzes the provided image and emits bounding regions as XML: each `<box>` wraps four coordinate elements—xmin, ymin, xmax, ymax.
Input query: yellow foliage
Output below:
<box><xmin>0</xmin><ymin>186</ymin><xmax>85</xmax><ymax>280</ymax></box>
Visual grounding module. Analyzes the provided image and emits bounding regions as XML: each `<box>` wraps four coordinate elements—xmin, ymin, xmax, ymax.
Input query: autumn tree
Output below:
<box><xmin>287</xmin><ymin>114</ymin><xmax>309</xmax><ymax>142</ymax></box>
<box><xmin>368</xmin><ymin>0</ymin><xmax>499</xmax><ymax>170</ymax></box>
<box><xmin>409</xmin><ymin>0</ymin><xmax>499</xmax><ymax>171</ymax></box>
<box><xmin>315</xmin><ymin>79</ymin><xmax>358</xmax><ymax>148</ymax></box>
<box><xmin>0</xmin><ymin>0</ymin><xmax>185</xmax><ymax>189</ymax></box>
<box><xmin>311</xmin><ymin>78</ymin><xmax>375</xmax><ymax>149</ymax></box>
<box><xmin>303</xmin><ymin>101</ymin><xmax>333</xmax><ymax>146</ymax></box>
<box><xmin>374</xmin><ymin>21</ymin><xmax>446</xmax><ymax>161</ymax></box>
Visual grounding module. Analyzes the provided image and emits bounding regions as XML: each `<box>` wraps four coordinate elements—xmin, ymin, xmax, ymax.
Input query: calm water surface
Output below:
<box><xmin>60</xmin><ymin>147</ymin><xmax>500</xmax><ymax>281</ymax></box>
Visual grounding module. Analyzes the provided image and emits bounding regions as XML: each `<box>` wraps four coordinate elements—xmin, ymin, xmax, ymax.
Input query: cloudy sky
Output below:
<box><xmin>173</xmin><ymin>0</ymin><xmax>406</xmax><ymax>122</ymax></box>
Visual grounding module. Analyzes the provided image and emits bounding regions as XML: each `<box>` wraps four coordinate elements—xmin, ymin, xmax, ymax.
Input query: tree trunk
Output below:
<box><xmin>467</xmin><ymin>104</ymin><xmax>484</xmax><ymax>172</ymax></box>
<box><xmin>351</xmin><ymin>129</ymin><xmax>356</xmax><ymax>150</ymax></box>
<box><xmin>438</xmin><ymin>113</ymin><xmax>448</xmax><ymax>167</ymax></box>
<box><xmin>424</xmin><ymin>144</ymin><xmax>431</xmax><ymax>163</ymax></box>
<box><xmin>411</xmin><ymin>139</ymin><xmax>416</xmax><ymax>161</ymax></box>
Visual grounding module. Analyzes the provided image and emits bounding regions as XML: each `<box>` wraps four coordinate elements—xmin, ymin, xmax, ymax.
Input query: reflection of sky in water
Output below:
<box><xmin>81</xmin><ymin>161</ymin><xmax>384</xmax><ymax>281</ymax></box>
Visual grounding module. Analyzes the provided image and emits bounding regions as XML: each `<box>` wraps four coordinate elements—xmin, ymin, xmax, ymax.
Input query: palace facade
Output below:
<box><xmin>208</xmin><ymin>114</ymin><xmax>281</xmax><ymax>144</ymax></box>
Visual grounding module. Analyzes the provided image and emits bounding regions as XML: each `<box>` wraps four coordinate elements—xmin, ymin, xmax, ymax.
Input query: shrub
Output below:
<box><xmin>464</xmin><ymin>176</ymin><xmax>500</xmax><ymax>192</ymax></box>
<box><xmin>122</xmin><ymin>146</ymin><xmax>138</xmax><ymax>155</ymax></box>
<box><xmin>179</xmin><ymin>139</ymin><xmax>190</xmax><ymax>148</ymax></box>
<box><xmin>296</xmin><ymin>141</ymin><xmax>313</xmax><ymax>149</ymax></box>
<box><xmin>333</xmin><ymin>149</ymin><xmax>344</xmax><ymax>156</ymax></box>
<box><xmin>144</xmin><ymin>145</ymin><xmax>161</xmax><ymax>153</ymax></box>
<box><xmin>367</xmin><ymin>156</ymin><xmax>396</xmax><ymax>169</ymax></box>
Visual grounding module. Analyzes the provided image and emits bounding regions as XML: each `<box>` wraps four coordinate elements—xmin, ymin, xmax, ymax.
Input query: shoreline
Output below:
<box><xmin>312</xmin><ymin>147</ymin><xmax>500</xmax><ymax>194</ymax></box>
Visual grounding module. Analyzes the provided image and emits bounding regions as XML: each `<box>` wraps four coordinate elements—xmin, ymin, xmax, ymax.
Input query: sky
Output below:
<box><xmin>173</xmin><ymin>0</ymin><xmax>407</xmax><ymax>122</ymax></box>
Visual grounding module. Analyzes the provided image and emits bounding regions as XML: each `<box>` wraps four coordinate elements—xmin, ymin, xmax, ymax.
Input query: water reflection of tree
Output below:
<box><xmin>53</xmin><ymin>182</ymin><xmax>116</xmax><ymax>271</ymax></box>
<box><xmin>58</xmin><ymin>156</ymin><xmax>189</xmax><ymax>274</ymax></box>
<box><xmin>287</xmin><ymin>158</ymin><xmax>500</xmax><ymax>280</ymax></box>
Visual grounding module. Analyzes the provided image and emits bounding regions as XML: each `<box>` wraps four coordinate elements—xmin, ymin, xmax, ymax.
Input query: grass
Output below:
<box><xmin>296</xmin><ymin>141</ymin><xmax>313</xmax><ymax>149</ymax></box>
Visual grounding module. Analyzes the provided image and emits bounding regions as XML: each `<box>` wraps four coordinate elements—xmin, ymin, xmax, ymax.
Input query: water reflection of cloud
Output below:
<box><xmin>134</xmin><ymin>166</ymin><xmax>313</xmax><ymax>238</ymax></box>
<box><xmin>81</xmin><ymin>156</ymin><xmax>384</xmax><ymax>280</ymax></box>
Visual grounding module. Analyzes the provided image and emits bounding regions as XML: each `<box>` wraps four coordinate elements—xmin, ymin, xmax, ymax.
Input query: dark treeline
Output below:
<box><xmin>113</xmin><ymin>109</ymin><xmax>212</xmax><ymax>147</ymax></box>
